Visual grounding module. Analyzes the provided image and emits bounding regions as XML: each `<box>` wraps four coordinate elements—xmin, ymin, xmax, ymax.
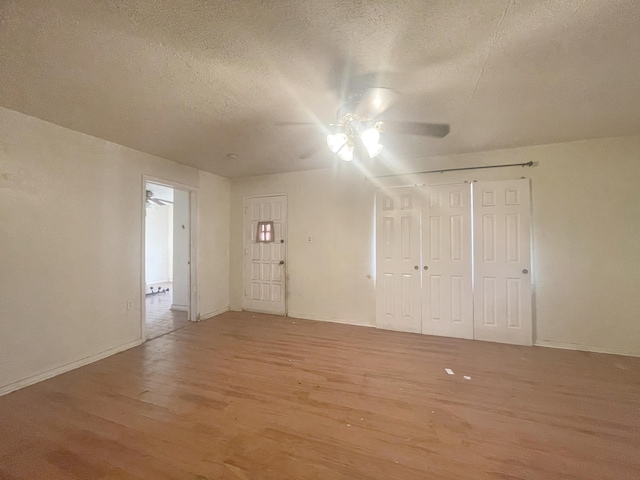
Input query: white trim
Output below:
<box><xmin>144</xmin><ymin>175</ymin><xmax>198</xmax><ymax>194</ymax></box>
<box><xmin>242</xmin><ymin>193</ymin><xmax>288</xmax><ymax>201</ymax></box>
<box><xmin>200</xmin><ymin>306</ymin><xmax>230</xmax><ymax>321</ymax></box>
<box><xmin>189</xmin><ymin>188</ymin><xmax>198</xmax><ymax>321</ymax></box>
<box><xmin>0</xmin><ymin>339</ymin><xmax>143</xmax><ymax>397</ymax></box>
<box><xmin>535</xmin><ymin>340</ymin><xmax>640</xmax><ymax>358</ymax></box>
<box><xmin>170</xmin><ymin>304</ymin><xmax>189</xmax><ymax>312</ymax></box>
<box><xmin>286</xmin><ymin>311</ymin><xmax>375</xmax><ymax>328</ymax></box>
<box><xmin>242</xmin><ymin>308</ymin><xmax>287</xmax><ymax>316</ymax></box>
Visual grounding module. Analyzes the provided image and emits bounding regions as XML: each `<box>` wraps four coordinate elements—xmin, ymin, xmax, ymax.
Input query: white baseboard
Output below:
<box><xmin>535</xmin><ymin>340</ymin><xmax>640</xmax><ymax>358</ymax></box>
<box><xmin>199</xmin><ymin>306</ymin><xmax>230</xmax><ymax>321</ymax></box>
<box><xmin>0</xmin><ymin>339</ymin><xmax>143</xmax><ymax>397</ymax></box>
<box><xmin>286</xmin><ymin>312</ymin><xmax>375</xmax><ymax>328</ymax></box>
<box><xmin>170</xmin><ymin>304</ymin><xmax>189</xmax><ymax>312</ymax></box>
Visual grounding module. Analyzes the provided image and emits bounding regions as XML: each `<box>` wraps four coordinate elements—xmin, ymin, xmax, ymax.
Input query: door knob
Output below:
<box><xmin>414</xmin><ymin>265</ymin><xmax>419</xmax><ymax>270</ymax></box>
<box><xmin>279</xmin><ymin>260</ymin><xmax>285</xmax><ymax>265</ymax></box>
<box><xmin>424</xmin><ymin>266</ymin><xmax>429</xmax><ymax>270</ymax></box>
<box><xmin>522</xmin><ymin>268</ymin><xmax>529</xmax><ymax>274</ymax></box>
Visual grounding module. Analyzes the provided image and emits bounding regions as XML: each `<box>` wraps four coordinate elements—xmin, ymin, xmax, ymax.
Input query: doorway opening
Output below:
<box><xmin>143</xmin><ymin>180</ymin><xmax>194</xmax><ymax>340</ymax></box>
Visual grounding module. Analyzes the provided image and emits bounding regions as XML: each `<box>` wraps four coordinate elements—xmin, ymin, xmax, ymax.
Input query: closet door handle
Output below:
<box><xmin>414</xmin><ymin>265</ymin><xmax>419</xmax><ymax>270</ymax></box>
<box><xmin>424</xmin><ymin>266</ymin><xmax>429</xmax><ymax>270</ymax></box>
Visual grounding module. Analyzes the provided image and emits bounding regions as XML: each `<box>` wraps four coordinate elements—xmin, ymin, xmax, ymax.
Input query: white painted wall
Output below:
<box><xmin>0</xmin><ymin>107</ymin><xmax>230</xmax><ymax>394</ymax></box>
<box><xmin>198</xmin><ymin>171</ymin><xmax>231</xmax><ymax>319</ymax></box>
<box><xmin>230</xmin><ymin>136</ymin><xmax>640</xmax><ymax>356</ymax></box>
<box><xmin>171</xmin><ymin>189</ymin><xmax>190</xmax><ymax>311</ymax></box>
<box><xmin>144</xmin><ymin>202</ymin><xmax>173</xmax><ymax>285</ymax></box>
<box><xmin>231</xmin><ymin>167</ymin><xmax>377</xmax><ymax>326</ymax></box>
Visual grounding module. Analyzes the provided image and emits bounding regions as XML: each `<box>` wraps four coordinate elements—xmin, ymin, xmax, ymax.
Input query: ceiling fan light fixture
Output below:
<box><xmin>365</xmin><ymin>143</ymin><xmax>383</xmax><ymax>158</ymax></box>
<box><xmin>337</xmin><ymin>143</ymin><xmax>354</xmax><ymax>162</ymax></box>
<box><xmin>360</xmin><ymin>127</ymin><xmax>383</xmax><ymax>159</ymax></box>
<box><xmin>360</xmin><ymin>127</ymin><xmax>380</xmax><ymax>147</ymax></box>
<box><xmin>327</xmin><ymin>133</ymin><xmax>347</xmax><ymax>153</ymax></box>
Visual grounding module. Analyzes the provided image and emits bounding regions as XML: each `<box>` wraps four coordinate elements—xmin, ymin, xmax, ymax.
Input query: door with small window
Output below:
<box><xmin>243</xmin><ymin>195</ymin><xmax>287</xmax><ymax>315</ymax></box>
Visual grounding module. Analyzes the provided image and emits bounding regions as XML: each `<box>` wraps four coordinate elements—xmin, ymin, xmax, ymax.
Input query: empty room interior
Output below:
<box><xmin>0</xmin><ymin>1</ymin><xmax>639</xmax><ymax>479</ymax></box>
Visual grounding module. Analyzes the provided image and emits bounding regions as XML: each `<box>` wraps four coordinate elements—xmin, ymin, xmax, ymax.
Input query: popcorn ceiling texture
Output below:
<box><xmin>1</xmin><ymin>0</ymin><xmax>639</xmax><ymax>177</ymax></box>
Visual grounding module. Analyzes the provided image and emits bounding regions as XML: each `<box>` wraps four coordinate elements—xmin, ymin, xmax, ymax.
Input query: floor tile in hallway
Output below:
<box><xmin>145</xmin><ymin>282</ymin><xmax>189</xmax><ymax>340</ymax></box>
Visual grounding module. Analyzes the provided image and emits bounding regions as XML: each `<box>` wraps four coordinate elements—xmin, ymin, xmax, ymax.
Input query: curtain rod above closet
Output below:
<box><xmin>368</xmin><ymin>161</ymin><xmax>534</xmax><ymax>179</ymax></box>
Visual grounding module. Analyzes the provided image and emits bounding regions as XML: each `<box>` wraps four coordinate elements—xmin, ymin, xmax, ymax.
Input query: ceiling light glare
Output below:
<box><xmin>360</xmin><ymin>127</ymin><xmax>380</xmax><ymax>148</ymax></box>
<box><xmin>365</xmin><ymin>143</ymin><xmax>383</xmax><ymax>158</ymax></box>
<box><xmin>337</xmin><ymin>143</ymin><xmax>354</xmax><ymax>162</ymax></box>
<box><xmin>327</xmin><ymin>133</ymin><xmax>347</xmax><ymax>153</ymax></box>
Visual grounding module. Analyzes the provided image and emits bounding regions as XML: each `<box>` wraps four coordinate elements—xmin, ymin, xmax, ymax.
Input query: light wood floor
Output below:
<box><xmin>1</xmin><ymin>311</ymin><xmax>639</xmax><ymax>479</ymax></box>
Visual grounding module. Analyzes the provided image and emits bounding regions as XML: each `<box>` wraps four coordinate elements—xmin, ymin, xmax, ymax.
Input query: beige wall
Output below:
<box><xmin>230</xmin><ymin>167</ymin><xmax>377</xmax><ymax>325</ymax></box>
<box><xmin>0</xmin><ymin>107</ymin><xmax>230</xmax><ymax>393</ymax></box>
<box><xmin>230</xmin><ymin>136</ymin><xmax>640</xmax><ymax>356</ymax></box>
<box><xmin>1</xmin><ymin>101</ymin><xmax>638</xmax><ymax>396</ymax></box>
<box><xmin>198</xmin><ymin>170</ymin><xmax>231</xmax><ymax>319</ymax></box>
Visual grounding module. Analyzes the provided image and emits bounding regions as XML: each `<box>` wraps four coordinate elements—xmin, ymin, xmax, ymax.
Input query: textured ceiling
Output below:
<box><xmin>1</xmin><ymin>0</ymin><xmax>639</xmax><ymax>177</ymax></box>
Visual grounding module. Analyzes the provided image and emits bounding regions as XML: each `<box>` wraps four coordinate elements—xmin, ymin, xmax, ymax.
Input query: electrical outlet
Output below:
<box><xmin>126</xmin><ymin>300</ymin><xmax>133</xmax><ymax>310</ymax></box>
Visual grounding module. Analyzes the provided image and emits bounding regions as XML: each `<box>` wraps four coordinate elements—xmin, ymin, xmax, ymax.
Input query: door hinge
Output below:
<box><xmin>244</xmin><ymin>207</ymin><xmax>248</xmax><ymax>214</ymax></box>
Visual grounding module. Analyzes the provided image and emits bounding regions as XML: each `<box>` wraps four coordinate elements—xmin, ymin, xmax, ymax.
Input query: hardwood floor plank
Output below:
<box><xmin>1</xmin><ymin>311</ymin><xmax>639</xmax><ymax>479</ymax></box>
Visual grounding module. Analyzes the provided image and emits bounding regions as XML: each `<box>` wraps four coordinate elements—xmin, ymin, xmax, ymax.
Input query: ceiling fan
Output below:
<box><xmin>145</xmin><ymin>190</ymin><xmax>173</xmax><ymax>208</ymax></box>
<box><xmin>277</xmin><ymin>87</ymin><xmax>450</xmax><ymax>162</ymax></box>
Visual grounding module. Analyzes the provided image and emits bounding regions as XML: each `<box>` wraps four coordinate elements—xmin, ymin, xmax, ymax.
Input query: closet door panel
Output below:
<box><xmin>376</xmin><ymin>188</ymin><xmax>422</xmax><ymax>333</ymax></box>
<box><xmin>473</xmin><ymin>179</ymin><xmax>532</xmax><ymax>345</ymax></box>
<box><xmin>421</xmin><ymin>184</ymin><xmax>473</xmax><ymax>339</ymax></box>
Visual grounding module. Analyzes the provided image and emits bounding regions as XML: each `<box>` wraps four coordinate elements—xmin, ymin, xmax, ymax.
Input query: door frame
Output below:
<box><xmin>140</xmin><ymin>175</ymin><xmax>198</xmax><ymax>342</ymax></box>
<box><xmin>242</xmin><ymin>193</ymin><xmax>288</xmax><ymax>315</ymax></box>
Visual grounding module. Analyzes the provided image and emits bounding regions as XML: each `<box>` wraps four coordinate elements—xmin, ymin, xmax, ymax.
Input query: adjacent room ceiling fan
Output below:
<box><xmin>145</xmin><ymin>190</ymin><xmax>173</xmax><ymax>208</ymax></box>
<box><xmin>277</xmin><ymin>87</ymin><xmax>450</xmax><ymax>162</ymax></box>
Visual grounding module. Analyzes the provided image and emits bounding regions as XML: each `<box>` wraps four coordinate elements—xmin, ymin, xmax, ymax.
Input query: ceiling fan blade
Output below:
<box><xmin>150</xmin><ymin>198</ymin><xmax>164</xmax><ymax>205</ymax></box>
<box><xmin>377</xmin><ymin>121</ymin><xmax>450</xmax><ymax>138</ymax></box>
<box><xmin>354</xmin><ymin>87</ymin><xmax>398</xmax><ymax>119</ymax></box>
<box><xmin>275</xmin><ymin>121</ymin><xmax>319</xmax><ymax>127</ymax></box>
<box><xmin>156</xmin><ymin>198</ymin><xmax>173</xmax><ymax>204</ymax></box>
<box><xmin>298</xmin><ymin>144</ymin><xmax>322</xmax><ymax>160</ymax></box>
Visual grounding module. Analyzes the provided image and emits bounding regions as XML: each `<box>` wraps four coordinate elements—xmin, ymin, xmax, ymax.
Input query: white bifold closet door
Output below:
<box><xmin>376</xmin><ymin>179</ymin><xmax>532</xmax><ymax>346</ymax></box>
<box><xmin>375</xmin><ymin>187</ymin><xmax>422</xmax><ymax>333</ymax></box>
<box><xmin>472</xmin><ymin>179</ymin><xmax>532</xmax><ymax>345</ymax></box>
<box><xmin>421</xmin><ymin>184</ymin><xmax>473</xmax><ymax>339</ymax></box>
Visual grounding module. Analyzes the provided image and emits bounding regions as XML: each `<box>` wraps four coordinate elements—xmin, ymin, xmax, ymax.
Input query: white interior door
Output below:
<box><xmin>473</xmin><ymin>179</ymin><xmax>532</xmax><ymax>345</ymax></box>
<box><xmin>375</xmin><ymin>188</ymin><xmax>422</xmax><ymax>333</ymax></box>
<box><xmin>243</xmin><ymin>195</ymin><xmax>287</xmax><ymax>315</ymax></box>
<box><xmin>421</xmin><ymin>184</ymin><xmax>473</xmax><ymax>339</ymax></box>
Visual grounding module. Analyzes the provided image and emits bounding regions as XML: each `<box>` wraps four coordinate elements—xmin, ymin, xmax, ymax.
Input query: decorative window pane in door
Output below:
<box><xmin>256</xmin><ymin>221</ymin><xmax>274</xmax><ymax>243</ymax></box>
